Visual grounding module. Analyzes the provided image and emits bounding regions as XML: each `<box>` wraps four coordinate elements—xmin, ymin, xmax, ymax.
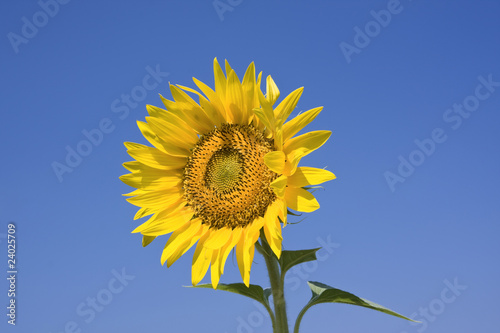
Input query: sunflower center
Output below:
<box><xmin>183</xmin><ymin>124</ymin><xmax>278</xmax><ymax>229</ymax></box>
<box><xmin>205</xmin><ymin>148</ymin><xmax>243</xmax><ymax>193</ymax></box>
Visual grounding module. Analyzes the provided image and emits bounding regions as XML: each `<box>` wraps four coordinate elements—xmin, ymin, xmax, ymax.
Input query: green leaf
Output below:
<box><xmin>263</xmin><ymin>287</ymin><xmax>272</xmax><ymax>303</ymax></box>
<box><xmin>307</xmin><ymin>281</ymin><xmax>414</xmax><ymax>320</ymax></box>
<box><xmin>191</xmin><ymin>283</ymin><xmax>275</xmax><ymax>325</ymax></box>
<box><xmin>279</xmin><ymin>248</ymin><xmax>320</xmax><ymax>277</ymax></box>
<box><xmin>191</xmin><ymin>283</ymin><xmax>270</xmax><ymax>307</ymax></box>
<box><xmin>294</xmin><ymin>281</ymin><xmax>416</xmax><ymax>332</ymax></box>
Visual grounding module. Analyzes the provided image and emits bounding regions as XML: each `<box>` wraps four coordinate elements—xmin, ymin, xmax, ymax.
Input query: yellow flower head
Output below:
<box><xmin>120</xmin><ymin>59</ymin><xmax>335</xmax><ymax>288</ymax></box>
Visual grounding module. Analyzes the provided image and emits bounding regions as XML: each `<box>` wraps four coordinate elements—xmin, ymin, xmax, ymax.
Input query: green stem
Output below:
<box><xmin>258</xmin><ymin>233</ymin><xmax>289</xmax><ymax>333</ymax></box>
<box><xmin>293</xmin><ymin>302</ymin><xmax>312</xmax><ymax>333</ymax></box>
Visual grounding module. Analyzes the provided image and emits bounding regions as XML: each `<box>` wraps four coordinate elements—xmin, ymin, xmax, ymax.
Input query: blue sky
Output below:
<box><xmin>1</xmin><ymin>0</ymin><xmax>499</xmax><ymax>332</ymax></box>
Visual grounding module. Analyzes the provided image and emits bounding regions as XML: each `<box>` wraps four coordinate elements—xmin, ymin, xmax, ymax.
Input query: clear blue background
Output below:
<box><xmin>1</xmin><ymin>0</ymin><xmax>499</xmax><ymax>332</ymax></box>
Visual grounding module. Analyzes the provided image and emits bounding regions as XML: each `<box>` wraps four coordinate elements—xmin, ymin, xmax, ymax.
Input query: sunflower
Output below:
<box><xmin>120</xmin><ymin>59</ymin><xmax>335</xmax><ymax>288</ymax></box>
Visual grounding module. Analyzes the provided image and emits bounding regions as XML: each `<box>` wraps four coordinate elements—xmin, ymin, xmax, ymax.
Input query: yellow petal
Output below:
<box><xmin>263</xmin><ymin>202</ymin><xmax>283</xmax><ymax>258</ymax></box>
<box><xmin>235</xmin><ymin>236</ymin><xmax>247</xmax><ymax>284</ymax></box>
<box><xmin>198</xmin><ymin>94</ymin><xmax>223</xmax><ymax>127</ymax></box>
<box><xmin>256</xmin><ymin>89</ymin><xmax>275</xmax><ymax>131</ymax></box>
<box><xmin>166</xmin><ymin>223</ymin><xmax>208</xmax><ymax>268</ymax></box>
<box><xmin>218</xmin><ymin>227</ymin><xmax>243</xmax><ymax>275</ymax></box>
<box><xmin>274</xmin><ymin>128</ymin><xmax>284</xmax><ymax>151</ymax></box>
<box><xmin>274</xmin><ymin>87</ymin><xmax>304</xmax><ymax>127</ymax></box>
<box><xmin>122</xmin><ymin>188</ymin><xmax>144</xmax><ymax>197</ymax></box>
<box><xmin>285</xmin><ymin>187</ymin><xmax>320</xmax><ymax>213</ymax></box>
<box><xmin>236</xmin><ymin>218</ymin><xmax>264</xmax><ymax>286</ymax></box>
<box><xmin>242</xmin><ymin>62</ymin><xmax>257</xmax><ymax>116</ymax></box>
<box><xmin>253</xmin><ymin>108</ymin><xmax>274</xmax><ymax>132</ymax></box>
<box><xmin>120</xmin><ymin>170</ymin><xmax>182</xmax><ymax>191</ymax></box>
<box><xmin>139</xmin><ymin>120</ymin><xmax>191</xmax><ymax>157</ymax></box>
<box><xmin>146</xmin><ymin>105</ymin><xmax>196</xmax><ymax>139</ymax></box>
<box><xmin>134</xmin><ymin>207</ymin><xmax>154</xmax><ymax>220</ymax></box>
<box><xmin>205</xmin><ymin>227</ymin><xmax>242</xmax><ymax>288</ymax></box>
<box><xmin>142</xmin><ymin>235</ymin><xmax>156</xmax><ymax>247</ymax></box>
<box><xmin>124</xmin><ymin>141</ymin><xmax>147</xmax><ymax>150</ymax></box>
<box><xmin>263</xmin><ymin>222</ymin><xmax>282</xmax><ymax>258</ymax></box>
<box><xmin>134</xmin><ymin>200</ymin><xmax>185</xmax><ymax>228</ymax></box>
<box><xmin>133</xmin><ymin>206</ymin><xmax>193</xmax><ymax>236</ymax></box>
<box><xmin>224</xmin><ymin>59</ymin><xmax>233</xmax><ymax>77</ymax></box>
<box><xmin>122</xmin><ymin>161</ymin><xmax>142</xmax><ymax>173</ymax></box>
<box><xmin>127</xmin><ymin>146</ymin><xmax>187</xmax><ymax>170</ymax></box>
<box><xmin>277</xmin><ymin>198</ymin><xmax>287</xmax><ymax>226</ymax></box>
<box><xmin>282</xmin><ymin>107</ymin><xmax>323</xmax><ymax>142</ymax></box>
<box><xmin>175</xmin><ymin>84</ymin><xmax>200</xmax><ymax>96</ymax></box>
<box><xmin>264</xmin><ymin>151</ymin><xmax>286</xmax><ymax>174</ymax></box>
<box><xmin>126</xmin><ymin>186</ymin><xmax>183</xmax><ymax>208</ymax></box>
<box><xmin>168</xmin><ymin>85</ymin><xmax>214</xmax><ymax>133</ymax></box>
<box><xmin>136</xmin><ymin>121</ymin><xmax>170</xmax><ymax>155</ymax></box>
<box><xmin>270</xmin><ymin>175</ymin><xmax>288</xmax><ymax>198</ymax></box>
<box><xmin>249</xmin><ymin>216</ymin><xmax>265</xmax><ymax>240</ymax></box>
<box><xmin>144</xmin><ymin>104</ymin><xmax>167</xmax><ymax>118</ymax></box>
<box><xmin>283</xmin><ymin>130</ymin><xmax>331</xmax><ymax>175</ymax></box>
<box><xmin>255</xmin><ymin>71</ymin><xmax>263</xmax><ymax>108</ymax></box>
<box><xmin>236</xmin><ymin>236</ymin><xmax>252</xmax><ymax>287</ymax></box>
<box><xmin>266</xmin><ymin>75</ymin><xmax>280</xmax><ymax>106</ymax></box>
<box><xmin>226</xmin><ymin>70</ymin><xmax>245</xmax><ymax>123</ymax></box>
<box><xmin>161</xmin><ymin>218</ymin><xmax>202</xmax><ymax>265</ymax></box>
<box><xmin>210</xmin><ymin>248</ymin><xmax>223</xmax><ymax>288</ymax></box>
<box><xmin>287</xmin><ymin>167</ymin><xmax>336</xmax><ymax>187</ymax></box>
<box><xmin>193</xmin><ymin>77</ymin><xmax>227</xmax><ymax>123</ymax></box>
<box><xmin>283</xmin><ymin>130</ymin><xmax>331</xmax><ymax>155</ymax></box>
<box><xmin>159</xmin><ymin>96</ymin><xmax>204</xmax><ymax>134</ymax></box>
<box><xmin>123</xmin><ymin>161</ymin><xmax>182</xmax><ymax>179</ymax></box>
<box><xmin>213</xmin><ymin>58</ymin><xmax>227</xmax><ymax>99</ymax></box>
<box><xmin>146</xmin><ymin>115</ymin><xmax>197</xmax><ymax>150</ymax></box>
<box><xmin>170</xmin><ymin>85</ymin><xmax>214</xmax><ymax>122</ymax></box>
<box><xmin>204</xmin><ymin>227</ymin><xmax>233</xmax><ymax>249</ymax></box>
<box><xmin>192</xmin><ymin>231</ymin><xmax>213</xmax><ymax>286</ymax></box>
<box><xmin>147</xmin><ymin>104</ymin><xmax>198</xmax><ymax>143</ymax></box>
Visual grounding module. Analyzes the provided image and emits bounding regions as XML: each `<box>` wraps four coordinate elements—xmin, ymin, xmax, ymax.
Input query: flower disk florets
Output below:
<box><xmin>183</xmin><ymin>124</ymin><xmax>278</xmax><ymax>230</ymax></box>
